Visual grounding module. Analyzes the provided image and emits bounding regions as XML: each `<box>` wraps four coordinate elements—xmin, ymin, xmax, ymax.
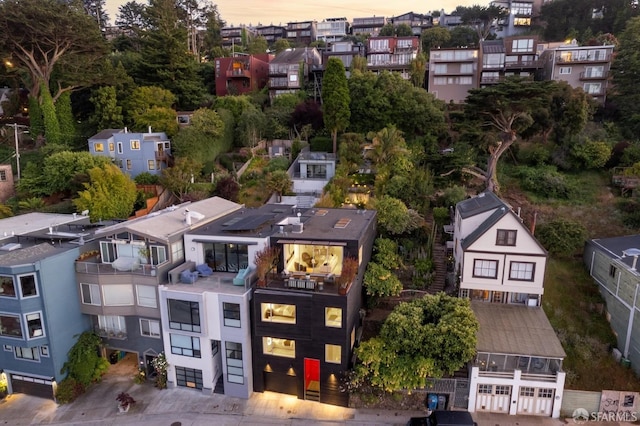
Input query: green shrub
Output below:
<box><xmin>264</xmin><ymin>156</ymin><xmax>290</xmax><ymax>172</ymax></box>
<box><xmin>134</xmin><ymin>172</ymin><xmax>159</xmax><ymax>185</ymax></box>
<box><xmin>54</xmin><ymin>377</ymin><xmax>85</xmax><ymax>404</ymax></box>
<box><xmin>536</xmin><ymin>219</ymin><xmax>587</xmax><ymax>257</ymax></box>
<box><xmin>570</xmin><ymin>139</ymin><xmax>611</xmax><ymax>169</ymax></box>
<box><xmin>616</xmin><ymin>198</ymin><xmax>640</xmax><ymax>228</ymax></box>
<box><xmin>310</xmin><ymin>136</ymin><xmax>332</xmax><ymax>152</ymax></box>
<box><xmin>518</xmin><ymin>144</ymin><xmax>550</xmax><ymax>166</ymax></box>
<box><xmin>516</xmin><ymin>166</ymin><xmax>576</xmax><ymax>199</ymax></box>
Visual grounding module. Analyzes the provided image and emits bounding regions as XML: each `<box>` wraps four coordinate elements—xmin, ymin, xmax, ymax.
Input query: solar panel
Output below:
<box><xmin>224</xmin><ymin>214</ymin><xmax>273</xmax><ymax>231</ymax></box>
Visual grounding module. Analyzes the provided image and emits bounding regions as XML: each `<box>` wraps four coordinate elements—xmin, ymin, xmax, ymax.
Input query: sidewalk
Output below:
<box><xmin>0</xmin><ymin>375</ymin><xmax>636</xmax><ymax>426</ymax></box>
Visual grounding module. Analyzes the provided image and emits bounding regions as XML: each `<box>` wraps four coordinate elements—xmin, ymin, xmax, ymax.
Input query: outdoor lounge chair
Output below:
<box><xmin>196</xmin><ymin>264</ymin><xmax>214</xmax><ymax>276</ymax></box>
<box><xmin>180</xmin><ymin>269</ymin><xmax>199</xmax><ymax>284</ymax></box>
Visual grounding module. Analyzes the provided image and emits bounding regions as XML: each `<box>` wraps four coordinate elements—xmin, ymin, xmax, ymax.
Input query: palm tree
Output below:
<box><xmin>366</xmin><ymin>125</ymin><xmax>409</xmax><ymax>169</ymax></box>
<box><xmin>265</xmin><ymin>170</ymin><xmax>292</xmax><ymax>203</ymax></box>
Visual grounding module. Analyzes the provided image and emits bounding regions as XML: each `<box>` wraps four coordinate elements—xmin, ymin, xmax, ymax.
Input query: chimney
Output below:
<box><xmin>530</xmin><ymin>211</ymin><xmax>537</xmax><ymax>235</ymax></box>
<box><xmin>148</xmin><ymin>125</ymin><xmax>152</xmax><ymax>133</ymax></box>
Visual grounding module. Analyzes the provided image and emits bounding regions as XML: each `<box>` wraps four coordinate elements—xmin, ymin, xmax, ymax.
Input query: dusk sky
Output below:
<box><xmin>104</xmin><ymin>0</ymin><xmax>477</xmax><ymax>27</ymax></box>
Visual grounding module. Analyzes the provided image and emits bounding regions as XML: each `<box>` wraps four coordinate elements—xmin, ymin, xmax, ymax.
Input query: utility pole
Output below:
<box><xmin>5</xmin><ymin>123</ymin><xmax>27</xmax><ymax>180</ymax></box>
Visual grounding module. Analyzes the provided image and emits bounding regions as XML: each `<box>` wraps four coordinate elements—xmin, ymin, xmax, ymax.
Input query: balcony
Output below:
<box><xmin>96</xmin><ymin>327</ymin><xmax>127</xmax><ymax>340</ymax></box>
<box><xmin>475</xmin><ymin>353</ymin><xmax>562</xmax><ymax>378</ymax></box>
<box><xmin>505</xmin><ymin>60</ymin><xmax>541</xmax><ymax>69</ymax></box>
<box><xmin>259</xmin><ymin>272</ymin><xmax>350</xmax><ymax>296</ymax></box>
<box><xmin>480</xmin><ymin>76</ymin><xmax>504</xmax><ymax>84</ymax></box>
<box><xmin>76</xmin><ymin>258</ymin><xmax>159</xmax><ymax>279</ymax></box>
<box><xmin>557</xmin><ymin>54</ymin><xmax>611</xmax><ymax>64</ymax></box>
<box><xmin>227</xmin><ymin>68</ymin><xmax>251</xmax><ymax>78</ymax></box>
<box><xmin>579</xmin><ymin>71</ymin><xmax>608</xmax><ymax>80</ymax></box>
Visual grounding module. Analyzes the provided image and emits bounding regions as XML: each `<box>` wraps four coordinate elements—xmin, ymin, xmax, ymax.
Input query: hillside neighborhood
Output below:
<box><xmin>1</xmin><ymin>0</ymin><xmax>640</xmax><ymax>423</ymax></box>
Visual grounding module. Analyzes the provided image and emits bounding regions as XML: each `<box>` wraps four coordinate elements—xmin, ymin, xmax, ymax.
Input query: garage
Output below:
<box><xmin>264</xmin><ymin>370</ymin><xmax>297</xmax><ymax>396</ymax></box>
<box><xmin>10</xmin><ymin>374</ymin><xmax>54</xmax><ymax>399</ymax></box>
<box><xmin>516</xmin><ymin>386</ymin><xmax>555</xmax><ymax>416</ymax></box>
<box><xmin>475</xmin><ymin>384</ymin><xmax>511</xmax><ymax>413</ymax></box>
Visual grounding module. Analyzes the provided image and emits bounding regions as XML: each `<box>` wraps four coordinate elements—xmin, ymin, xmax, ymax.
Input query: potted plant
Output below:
<box><xmin>116</xmin><ymin>392</ymin><xmax>136</xmax><ymax>413</ymax></box>
<box><xmin>254</xmin><ymin>246</ymin><xmax>281</xmax><ymax>287</ymax></box>
<box><xmin>138</xmin><ymin>246</ymin><xmax>151</xmax><ymax>264</ymax></box>
<box><xmin>336</xmin><ymin>256</ymin><xmax>358</xmax><ymax>295</ymax></box>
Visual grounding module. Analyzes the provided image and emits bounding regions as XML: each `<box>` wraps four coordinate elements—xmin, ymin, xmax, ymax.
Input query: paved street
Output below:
<box><xmin>0</xmin><ymin>374</ymin><xmax>637</xmax><ymax>426</ymax></box>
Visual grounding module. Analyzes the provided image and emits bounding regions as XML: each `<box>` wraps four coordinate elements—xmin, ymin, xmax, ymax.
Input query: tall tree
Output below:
<box><xmin>463</xmin><ymin>77</ymin><xmax>553</xmax><ymax>193</ymax></box>
<box><xmin>160</xmin><ymin>157</ymin><xmax>203</xmax><ymax>202</ymax></box>
<box><xmin>90</xmin><ymin>86</ymin><xmax>124</xmax><ymax>130</ymax></box>
<box><xmin>421</xmin><ymin>27</ymin><xmax>451</xmax><ymax>57</ymax></box>
<box><xmin>455</xmin><ymin>4</ymin><xmax>508</xmax><ymax>41</ymax></box>
<box><xmin>201</xmin><ymin>4</ymin><xmax>226</xmax><ymax>60</ymax></box>
<box><xmin>0</xmin><ymin>0</ymin><xmax>108</xmax><ymax>100</ymax></box>
<box><xmin>83</xmin><ymin>0</ymin><xmax>110</xmax><ymax>32</ymax></box>
<box><xmin>56</xmin><ymin>92</ymin><xmax>78</xmax><ymax>147</ymax></box>
<box><xmin>409</xmin><ymin>53</ymin><xmax>427</xmax><ymax>88</ymax></box>
<box><xmin>247</xmin><ymin>36</ymin><xmax>268</xmax><ymax>54</ymax></box>
<box><xmin>134</xmin><ymin>0</ymin><xmax>204</xmax><ymax>109</ymax></box>
<box><xmin>322</xmin><ymin>57</ymin><xmax>351</xmax><ymax>153</ymax></box>
<box><xmin>41</xmin><ymin>83</ymin><xmax>61</xmax><ymax>145</ymax></box>
<box><xmin>611</xmin><ymin>16</ymin><xmax>640</xmax><ymax>139</ymax></box>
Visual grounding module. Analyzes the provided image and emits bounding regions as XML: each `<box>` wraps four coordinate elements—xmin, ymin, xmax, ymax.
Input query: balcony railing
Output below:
<box><xmin>505</xmin><ymin>60</ymin><xmax>541</xmax><ymax>69</ymax></box>
<box><xmin>76</xmin><ymin>259</ymin><xmax>158</xmax><ymax>278</ymax></box>
<box><xmin>579</xmin><ymin>71</ymin><xmax>608</xmax><ymax>80</ymax></box>
<box><xmin>227</xmin><ymin>69</ymin><xmax>251</xmax><ymax>78</ymax></box>
<box><xmin>96</xmin><ymin>328</ymin><xmax>127</xmax><ymax>340</ymax></box>
<box><xmin>557</xmin><ymin>54</ymin><xmax>611</xmax><ymax>63</ymax></box>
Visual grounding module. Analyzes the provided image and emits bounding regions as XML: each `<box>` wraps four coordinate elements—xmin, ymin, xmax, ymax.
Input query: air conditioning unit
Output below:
<box><xmin>291</xmin><ymin>224</ymin><xmax>304</xmax><ymax>233</ymax></box>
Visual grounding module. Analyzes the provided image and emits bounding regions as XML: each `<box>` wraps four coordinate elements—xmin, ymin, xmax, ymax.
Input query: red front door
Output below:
<box><xmin>304</xmin><ymin>358</ymin><xmax>320</xmax><ymax>391</ymax></box>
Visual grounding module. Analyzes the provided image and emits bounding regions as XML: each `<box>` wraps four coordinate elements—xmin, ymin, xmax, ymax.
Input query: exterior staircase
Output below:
<box><xmin>296</xmin><ymin>195</ymin><xmax>316</xmax><ymax>209</ymax></box>
<box><xmin>305</xmin><ymin>380</ymin><xmax>320</xmax><ymax>401</ymax></box>
<box><xmin>429</xmin><ymin>226</ymin><xmax>447</xmax><ymax>295</ymax></box>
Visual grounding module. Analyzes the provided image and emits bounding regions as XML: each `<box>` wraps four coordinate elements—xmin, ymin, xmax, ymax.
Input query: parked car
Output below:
<box><xmin>407</xmin><ymin>410</ymin><xmax>477</xmax><ymax>426</ymax></box>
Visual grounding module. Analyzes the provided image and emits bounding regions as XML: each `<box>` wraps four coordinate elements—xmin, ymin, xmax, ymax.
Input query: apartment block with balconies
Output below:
<box><xmin>351</xmin><ymin>16</ymin><xmax>386</xmax><ymax>37</ymax></box>
<box><xmin>539</xmin><ymin>41</ymin><xmax>615</xmax><ymax>104</ymax></box>
<box><xmin>366</xmin><ymin>36</ymin><xmax>420</xmax><ymax>80</ymax></box>
<box><xmin>428</xmin><ymin>47</ymin><xmax>479</xmax><ymax>103</ymax></box>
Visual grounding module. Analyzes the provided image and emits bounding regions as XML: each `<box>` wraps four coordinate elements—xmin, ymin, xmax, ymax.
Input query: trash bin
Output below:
<box><xmin>621</xmin><ymin>358</ymin><xmax>631</xmax><ymax>368</ymax></box>
<box><xmin>426</xmin><ymin>394</ymin><xmax>438</xmax><ymax>411</ymax></box>
<box><xmin>437</xmin><ymin>395</ymin><xmax>447</xmax><ymax>410</ymax></box>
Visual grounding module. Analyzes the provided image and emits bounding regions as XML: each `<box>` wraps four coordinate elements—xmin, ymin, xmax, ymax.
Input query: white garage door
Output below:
<box><xmin>517</xmin><ymin>386</ymin><xmax>554</xmax><ymax>416</ymax></box>
<box><xmin>475</xmin><ymin>384</ymin><xmax>511</xmax><ymax>413</ymax></box>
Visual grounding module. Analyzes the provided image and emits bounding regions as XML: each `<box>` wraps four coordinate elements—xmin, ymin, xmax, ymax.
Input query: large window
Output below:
<box><xmin>325</xmin><ymin>344</ymin><xmax>341</xmax><ymax>364</ymax></box>
<box><xmin>307</xmin><ymin>164</ymin><xmax>327</xmax><ymax>179</ymax></box>
<box><xmin>509</xmin><ymin>262</ymin><xmax>535</xmax><ymax>281</ymax></box>
<box><xmin>103</xmin><ymin>285</ymin><xmax>134</xmax><ymax>306</ymax></box>
<box><xmin>226</xmin><ymin>342</ymin><xmax>244</xmax><ymax>384</ymax></box>
<box><xmin>282</xmin><ymin>243</ymin><xmax>344</xmax><ymax>275</ymax></box>
<box><xmin>512</xmin><ymin>39</ymin><xmax>533</xmax><ymax>53</ymax></box>
<box><xmin>19</xmin><ymin>274</ymin><xmax>37</xmax><ymax>298</ymax></box>
<box><xmin>98</xmin><ymin>315</ymin><xmax>126</xmax><ymax>336</ymax></box>
<box><xmin>170</xmin><ymin>334</ymin><xmax>201</xmax><ymax>358</ymax></box>
<box><xmin>584</xmin><ymin>66</ymin><xmax>604</xmax><ymax>78</ymax></box>
<box><xmin>325</xmin><ymin>307</ymin><xmax>342</xmax><ymax>328</ymax></box>
<box><xmin>203</xmin><ymin>243</ymin><xmax>249</xmax><ymax>272</ymax></box>
<box><xmin>15</xmin><ymin>346</ymin><xmax>39</xmax><ymax>361</ymax></box>
<box><xmin>262</xmin><ymin>337</ymin><xmax>295</xmax><ymax>358</ymax></box>
<box><xmin>150</xmin><ymin>245</ymin><xmax>167</xmax><ymax>266</ymax></box>
<box><xmin>175</xmin><ymin>366</ymin><xmax>203</xmax><ymax>389</ymax></box>
<box><xmin>261</xmin><ymin>303</ymin><xmax>296</xmax><ymax>324</ymax></box>
<box><xmin>140</xmin><ymin>319</ymin><xmax>160</xmax><ymax>338</ymax></box>
<box><xmin>26</xmin><ymin>312</ymin><xmax>44</xmax><ymax>338</ymax></box>
<box><xmin>0</xmin><ymin>314</ymin><xmax>22</xmax><ymax>338</ymax></box>
<box><xmin>496</xmin><ymin>229</ymin><xmax>517</xmax><ymax>246</ymax></box>
<box><xmin>223</xmin><ymin>302</ymin><xmax>241</xmax><ymax>328</ymax></box>
<box><xmin>171</xmin><ymin>241</ymin><xmax>184</xmax><ymax>262</ymax></box>
<box><xmin>0</xmin><ymin>276</ymin><xmax>16</xmax><ymax>297</ymax></box>
<box><xmin>473</xmin><ymin>259</ymin><xmax>498</xmax><ymax>278</ymax></box>
<box><xmin>81</xmin><ymin>283</ymin><xmax>102</xmax><ymax>306</ymax></box>
<box><xmin>168</xmin><ymin>299</ymin><xmax>201</xmax><ymax>332</ymax></box>
<box><xmin>136</xmin><ymin>285</ymin><xmax>157</xmax><ymax>308</ymax></box>
<box><xmin>94</xmin><ymin>143</ymin><xmax>104</xmax><ymax>152</ymax></box>
<box><xmin>584</xmin><ymin>83</ymin><xmax>602</xmax><ymax>95</ymax></box>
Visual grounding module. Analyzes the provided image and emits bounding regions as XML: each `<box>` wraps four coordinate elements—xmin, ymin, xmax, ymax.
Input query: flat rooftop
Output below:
<box><xmin>472</xmin><ymin>301</ymin><xmax>566</xmax><ymax>358</ymax></box>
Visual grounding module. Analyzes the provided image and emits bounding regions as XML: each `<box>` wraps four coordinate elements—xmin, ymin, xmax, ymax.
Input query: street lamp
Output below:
<box><xmin>5</xmin><ymin>123</ymin><xmax>28</xmax><ymax>180</ymax></box>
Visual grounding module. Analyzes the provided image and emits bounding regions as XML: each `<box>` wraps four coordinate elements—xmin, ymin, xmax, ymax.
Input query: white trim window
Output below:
<box><xmin>140</xmin><ymin>319</ymin><xmax>161</xmax><ymax>338</ymax></box>
<box><xmin>136</xmin><ymin>285</ymin><xmax>157</xmax><ymax>308</ymax></box>
<box><xmin>473</xmin><ymin>259</ymin><xmax>498</xmax><ymax>278</ymax></box>
<box><xmin>98</xmin><ymin>315</ymin><xmax>126</xmax><ymax>335</ymax></box>
<box><xmin>40</xmin><ymin>345</ymin><xmax>50</xmax><ymax>357</ymax></box>
<box><xmin>15</xmin><ymin>346</ymin><xmax>40</xmax><ymax>361</ymax></box>
<box><xmin>130</xmin><ymin>139</ymin><xmax>141</xmax><ymax>150</ymax></box>
<box><xmin>509</xmin><ymin>262</ymin><xmax>535</xmax><ymax>281</ymax></box>
<box><xmin>559</xmin><ymin>67</ymin><xmax>572</xmax><ymax>75</ymax></box>
<box><xmin>18</xmin><ymin>274</ymin><xmax>38</xmax><ymax>298</ymax></box>
<box><xmin>81</xmin><ymin>283</ymin><xmax>102</xmax><ymax>306</ymax></box>
<box><xmin>26</xmin><ymin>312</ymin><xmax>44</xmax><ymax>339</ymax></box>
<box><xmin>102</xmin><ymin>285</ymin><xmax>134</xmax><ymax>306</ymax></box>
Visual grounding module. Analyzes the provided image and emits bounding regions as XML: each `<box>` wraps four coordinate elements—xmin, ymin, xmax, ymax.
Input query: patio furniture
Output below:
<box><xmin>196</xmin><ymin>264</ymin><xmax>213</xmax><ymax>276</ymax></box>
<box><xmin>233</xmin><ymin>267</ymin><xmax>252</xmax><ymax>286</ymax></box>
<box><xmin>180</xmin><ymin>269</ymin><xmax>199</xmax><ymax>284</ymax></box>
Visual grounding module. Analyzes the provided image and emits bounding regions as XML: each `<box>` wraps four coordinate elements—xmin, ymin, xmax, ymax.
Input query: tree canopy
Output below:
<box><xmin>322</xmin><ymin>57</ymin><xmax>351</xmax><ymax>153</ymax></box>
<box><xmin>353</xmin><ymin>294</ymin><xmax>479</xmax><ymax>392</ymax></box>
<box><xmin>73</xmin><ymin>163</ymin><xmax>138</xmax><ymax>222</ymax></box>
<box><xmin>0</xmin><ymin>0</ymin><xmax>108</xmax><ymax>100</ymax></box>
<box><xmin>612</xmin><ymin>16</ymin><xmax>640</xmax><ymax>138</ymax></box>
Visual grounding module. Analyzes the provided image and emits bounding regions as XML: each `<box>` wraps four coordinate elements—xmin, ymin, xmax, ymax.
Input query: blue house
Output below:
<box><xmin>0</xmin><ymin>212</ymin><xmax>99</xmax><ymax>399</ymax></box>
<box><xmin>87</xmin><ymin>128</ymin><xmax>172</xmax><ymax>178</ymax></box>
